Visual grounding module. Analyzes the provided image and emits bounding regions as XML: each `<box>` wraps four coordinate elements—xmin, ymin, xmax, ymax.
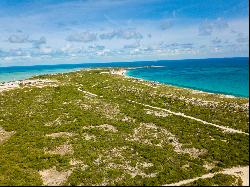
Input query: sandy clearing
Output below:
<box><xmin>0</xmin><ymin>126</ymin><xmax>15</xmax><ymax>144</ymax></box>
<box><xmin>0</xmin><ymin>79</ymin><xmax>57</xmax><ymax>93</ymax></box>
<box><xmin>203</xmin><ymin>161</ymin><xmax>217</xmax><ymax>170</ymax></box>
<box><xmin>163</xmin><ymin>166</ymin><xmax>249</xmax><ymax>186</ymax></box>
<box><xmin>39</xmin><ymin>166</ymin><xmax>72</xmax><ymax>186</ymax></box>
<box><xmin>127</xmin><ymin>99</ymin><xmax>249</xmax><ymax>135</ymax></box>
<box><xmin>46</xmin><ymin>132</ymin><xmax>75</xmax><ymax>138</ymax></box>
<box><xmin>126</xmin><ymin>123</ymin><xmax>206</xmax><ymax>158</ymax></box>
<box><xmin>121</xmin><ymin>116</ymin><xmax>136</xmax><ymax>123</ymax></box>
<box><xmin>222</xmin><ymin>166</ymin><xmax>249</xmax><ymax>186</ymax></box>
<box><xmin>144</xmin><ymin>108</ymin><xmax>170</xmax><ymax>117</ymax></box>
<box><xmin>70</xmin><ymin>159</ymin><xmax>89</xmax><ymax>170</ymax></box>
<box><xmin>94</xmin><ymin>146</ymin><xmax>157</xmax><ymax>182</ymax></box>
<box><xmin>100</xmin><ymin>71</ymin><xmax>109</xmax><ymax>74</ymax></box>
<box><xmin>0</xmin><ymin>82</ymin><xmax>19</xmax><ymax>93</ymax></box>
<box><xmin>219</xmin><ymin>94</ymin><xmax>236</xmax><ymax>98</ymax></box>
<box><xmin>45</xmin><ymin>142</ymin><xmax>74</xmax><ymax>156</ymax></box>
<box><xmin>82</xmin><ymin>124</ymin><xmax>118</xmax><ymax>132</ymax></box>
<box><xmin>82</xmin><ymin>133</ymin><xmax>96</xmax><ymax>140</ymax></box>
<box><xmin>110</xmin><ymin>69</ymin><xmax>127</xmax><ymax>76</ymax></box>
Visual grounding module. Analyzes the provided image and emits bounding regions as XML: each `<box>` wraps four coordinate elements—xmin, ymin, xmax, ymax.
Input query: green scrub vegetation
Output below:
<box><xmin>0</xmin><ymin>68</ymin><xmax>248</xmax><ymax>186</ymax></box>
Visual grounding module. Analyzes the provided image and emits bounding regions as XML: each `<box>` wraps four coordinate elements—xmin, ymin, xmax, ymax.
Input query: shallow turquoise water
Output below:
<box><xmin>0</xmin><ymin>67</ymin><xmax>85</xmax><ymax>83</ymax></box>
<box><xmin>126</xmin><ymin>58</ymin><xmax>249</xmax><ymax>97</ymax></box>
<box><xmin>0</xmin><ymin>57</ymin><xmax>249</xmax><ymax>97</ymax></box>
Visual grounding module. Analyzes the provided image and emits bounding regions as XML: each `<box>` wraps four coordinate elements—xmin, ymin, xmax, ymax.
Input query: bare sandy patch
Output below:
<box><xmin>82</xmin><ymin>133</ymin><xmax>96</xmax><ymax>141</ymax></box>
<box><xmin>45</xmin><ymin>142</ymin><xmax>74</xmax><ymax>156</ymax></box>
<box><xmin>20</xmin><ymin>79</ymin><xmax>58</xmax><ymax>88</ymax></box>
<box><xmin>45</xmin><ymin>115</ymin><xmax>76</xmax><ymax>127</ymax></box>
<box><xmin>219</xmin><ymin>94</ymin><xmax>236</xmax><ymax>99</ymax></box>
<box><xmin>126</xmin><ymin>123</ymin><xmax>206</xmax><ymax>158</ymax></box>
<box><xmin>70</xmin><ymin>159</ymin><xmax>89</xmax><ymax>171</ymax></box>
<box><xmin>0</xmin><ymin>79</ymin><xmax>58</xmax><ymax>93</ymax></box>
<box><xmin>164</xmin><ymin>166</ymin><xmax>249</xmax><ymax>186</ymax></box>
<box><xmin>78</xmin><ymin>103</ymin><xmax>92</xmax><ymax>110</ymax></box>
<box><xmin>190</xmin><ymin>90</ymin><xmax>207</xmax><ymax>95</ymax></box>
<box><xmin>179</xmin><ymin>96</ymin><xmax>219</xmax><ymax>108</ymax></box>
<box><xmin>83</xmin><ymin>124</ymin><xmax>118</xmax><ymax>132</ymax></box>
<box><xmin>121</xmin><ymin>116</ymin><xmax>136</xmax><ymax>123</ymax></box>
<box><xmin>0</xmin><ymin>82</ymin><xmax>19</xmax><ymax>93</ymax></box>
<box><xmin>106</xmin><ymin>160</ymin><xmax>157</xmax><ymax>179</ymax></box>
<box><xmin>100</xmin><ymin>71</ymin><xmax>109</xmax><ymax>74</ymax></box>
<box><xmin>46</xmin><ymin>132</ymin><xmax>75</xmax><ymax>138</ymax></box>
<box><xmin>243</xmin><ymin>102</ymin><xmax>249</xmax><ymax>109</ymax></box>
<box><xmin>203</xmin><ymin>161</ymin><xmax>217</xmax><ymax>170</ymax></box>
<box><xmin>93</xmin><ymin>146</ymin><xmax>157</xmax><ymax>185</ymax></box>
<box><xmin>110</xmin><ymin>69</ymin><xmax>126</xmax><ymax>76</ymax></box>
<box><xmin>0</xmin><ymin>126</ymin><xmax>15</xmax><ymax>144</ymax></box>
<box><xmin>97</xmin><ymin>103</ymin><xmax>120</xmax><ymax>120</ymax></box>
<box><xmin>144</xmin><ymin>108</ymin><xmax>170</xmax><ymax>117</ymax></box>
<box><xmin>222</xmin><ymin>166</ymin><xmax>249</xmax><ymax>186</ymax></box>
<box><xmin>70</xmin><ymin>99</ymin><xmax>93</xmax><ymax>110</ymax></box>
<box><xmin>45</xmin><ymin>117</ymin><xmax>63</xmax><ymax>127</ymax></box>
<box><xmin>181</xmin><ymin>164</ymin><xmax>190</xmax><ymax>170</ymax></box>
<box><xmin>39</xmin><ymin>166</ymin><xmax>72</xmax><ymax>186</ymax></box>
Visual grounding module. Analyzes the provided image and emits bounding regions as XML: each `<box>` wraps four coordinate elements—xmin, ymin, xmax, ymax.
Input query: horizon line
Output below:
<box><xmin>0</xmin><ymin>56</ymin><xmax>249</xmax><ymax>68</ymax></box>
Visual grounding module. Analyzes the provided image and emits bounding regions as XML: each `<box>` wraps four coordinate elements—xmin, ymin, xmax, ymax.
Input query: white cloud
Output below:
<box><xmin>123</xmin><ymin>41</ymin><xmax>140</xmax><ymax>49</ymax></box>
<box><xmin>8</xmin><ymin>34</ymin><xmax>30</xmax><ymax>43</ymax></box>
<box><xmin>213</xmin><ymin>18</ymin><xmax>229</xmax><ymax>30</ymax></box>
<box><xmin>66</xmin><ymin>32</ymin><xmax>97</xmax><ymax>42</ymax></box>
<box><xmin>32</xmin><ymin>37</ymin><xmax>47</xmax><ymax>48</ymax></box>
<box><xmin>88</xmin><ymin>45</ymin><xmax>105</xmax><ymax>50</ymax></box>
<box><xmin>211</xmin><ymin>37</ymin><xmax>222</xmax><ymax>44</ymax></box>
<box><xmin>99</xmin><ymin>29</ymin><xmax>143</xmax><ymax>40</ymax></box>
<box><xmin>6</xmin><ymin>32</ymin><xmax>47</xmax><ymax>49</ymax></box>
<box><xmin>199</xmin><ymin>18</ymin><xmax>229</xmax><ymax>36</ymax></box>
<box><xmin>198</xmin><ymin>20</ymin><xmax>213</xmax><ymax>36</ymax></box>
<box><xmin>236</xmin><ymin>33</ymin><xmax>248</xmax><ymax>43</ymax></box>
<box><xmin>0</xmin><ymin>16</ymin><xmax>248</xmax><ymax>65</ymax></box>
<box><xmin>160</xmin><ymin>42</ymin><xmax>194</xmax><ymax>50</ymax></box>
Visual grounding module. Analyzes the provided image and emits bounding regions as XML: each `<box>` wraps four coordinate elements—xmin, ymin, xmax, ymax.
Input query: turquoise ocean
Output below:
<box><xmin>0</xmin><ymin>57</ymin><xmax>249</xmax><ymax>97</ymax></box>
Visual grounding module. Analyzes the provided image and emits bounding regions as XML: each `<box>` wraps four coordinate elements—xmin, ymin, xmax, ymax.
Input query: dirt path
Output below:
<box><xmin>127</xmin><ymin>100</ymin><xmax>249</xmax><ymax>135</ymax></box>
<box><xmin>163</xmin><ymin>166</ymin><xmax>249</xmax><ymax>186</ymax></box>
<box><xmin>77</xmin><ymin>88</ymin><xmax>98</xmax><ymax>97</ymax></box>
<box><xmin>76</xmin><ymin>86</ymin><xmax>248</xmax><ymax>136</ymax></box>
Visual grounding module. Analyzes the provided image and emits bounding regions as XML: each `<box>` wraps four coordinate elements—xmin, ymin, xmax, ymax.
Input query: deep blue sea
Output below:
<box><xmin>0</xmin><ymin>57</ymin><xmax>249</xmax><ymax>97</ymax></box>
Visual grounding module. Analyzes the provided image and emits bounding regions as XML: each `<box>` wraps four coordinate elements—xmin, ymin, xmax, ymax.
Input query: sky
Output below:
<box><xmin>0</xmin><ymin>0</ymin><xmax>249</xmax><ymax>66</ymax></box>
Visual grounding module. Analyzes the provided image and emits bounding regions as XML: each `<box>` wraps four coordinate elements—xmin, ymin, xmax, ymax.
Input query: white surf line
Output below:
<box><xmin>127</xmin><ymin>99</ymin><xmax>249</xmax><ymax>135</ymax></box>
<box><xmin>163</xmin><ymin>166</ymin><xmax>249</xmax><ymax>186</ymax></box>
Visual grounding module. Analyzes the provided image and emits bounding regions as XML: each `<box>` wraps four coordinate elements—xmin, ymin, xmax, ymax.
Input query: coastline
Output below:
<box><xmin>123</xmin><ymin>68</ymin><xmax>246</xmax><ymax>99</ymax></box>
<box><xmin>1</xmin><ymin>67</ymin><xmax>248</xmax><ymax>99</ymax></box>
<box><xmin>124</xmin><ymin>67</ymin><xmax>250</xmax><ymax>99</ymax></box>
<box><xmin>0</xmin><ymin>66</ymin><xmax>249</xmax><ymax>186</ymax></box>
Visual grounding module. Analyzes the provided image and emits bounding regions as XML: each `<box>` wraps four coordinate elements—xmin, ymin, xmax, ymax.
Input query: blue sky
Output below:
<box><xmin>0</xmin><ymin>0</ymin><xmax>249</xmax><ymax>66</ymax></box>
